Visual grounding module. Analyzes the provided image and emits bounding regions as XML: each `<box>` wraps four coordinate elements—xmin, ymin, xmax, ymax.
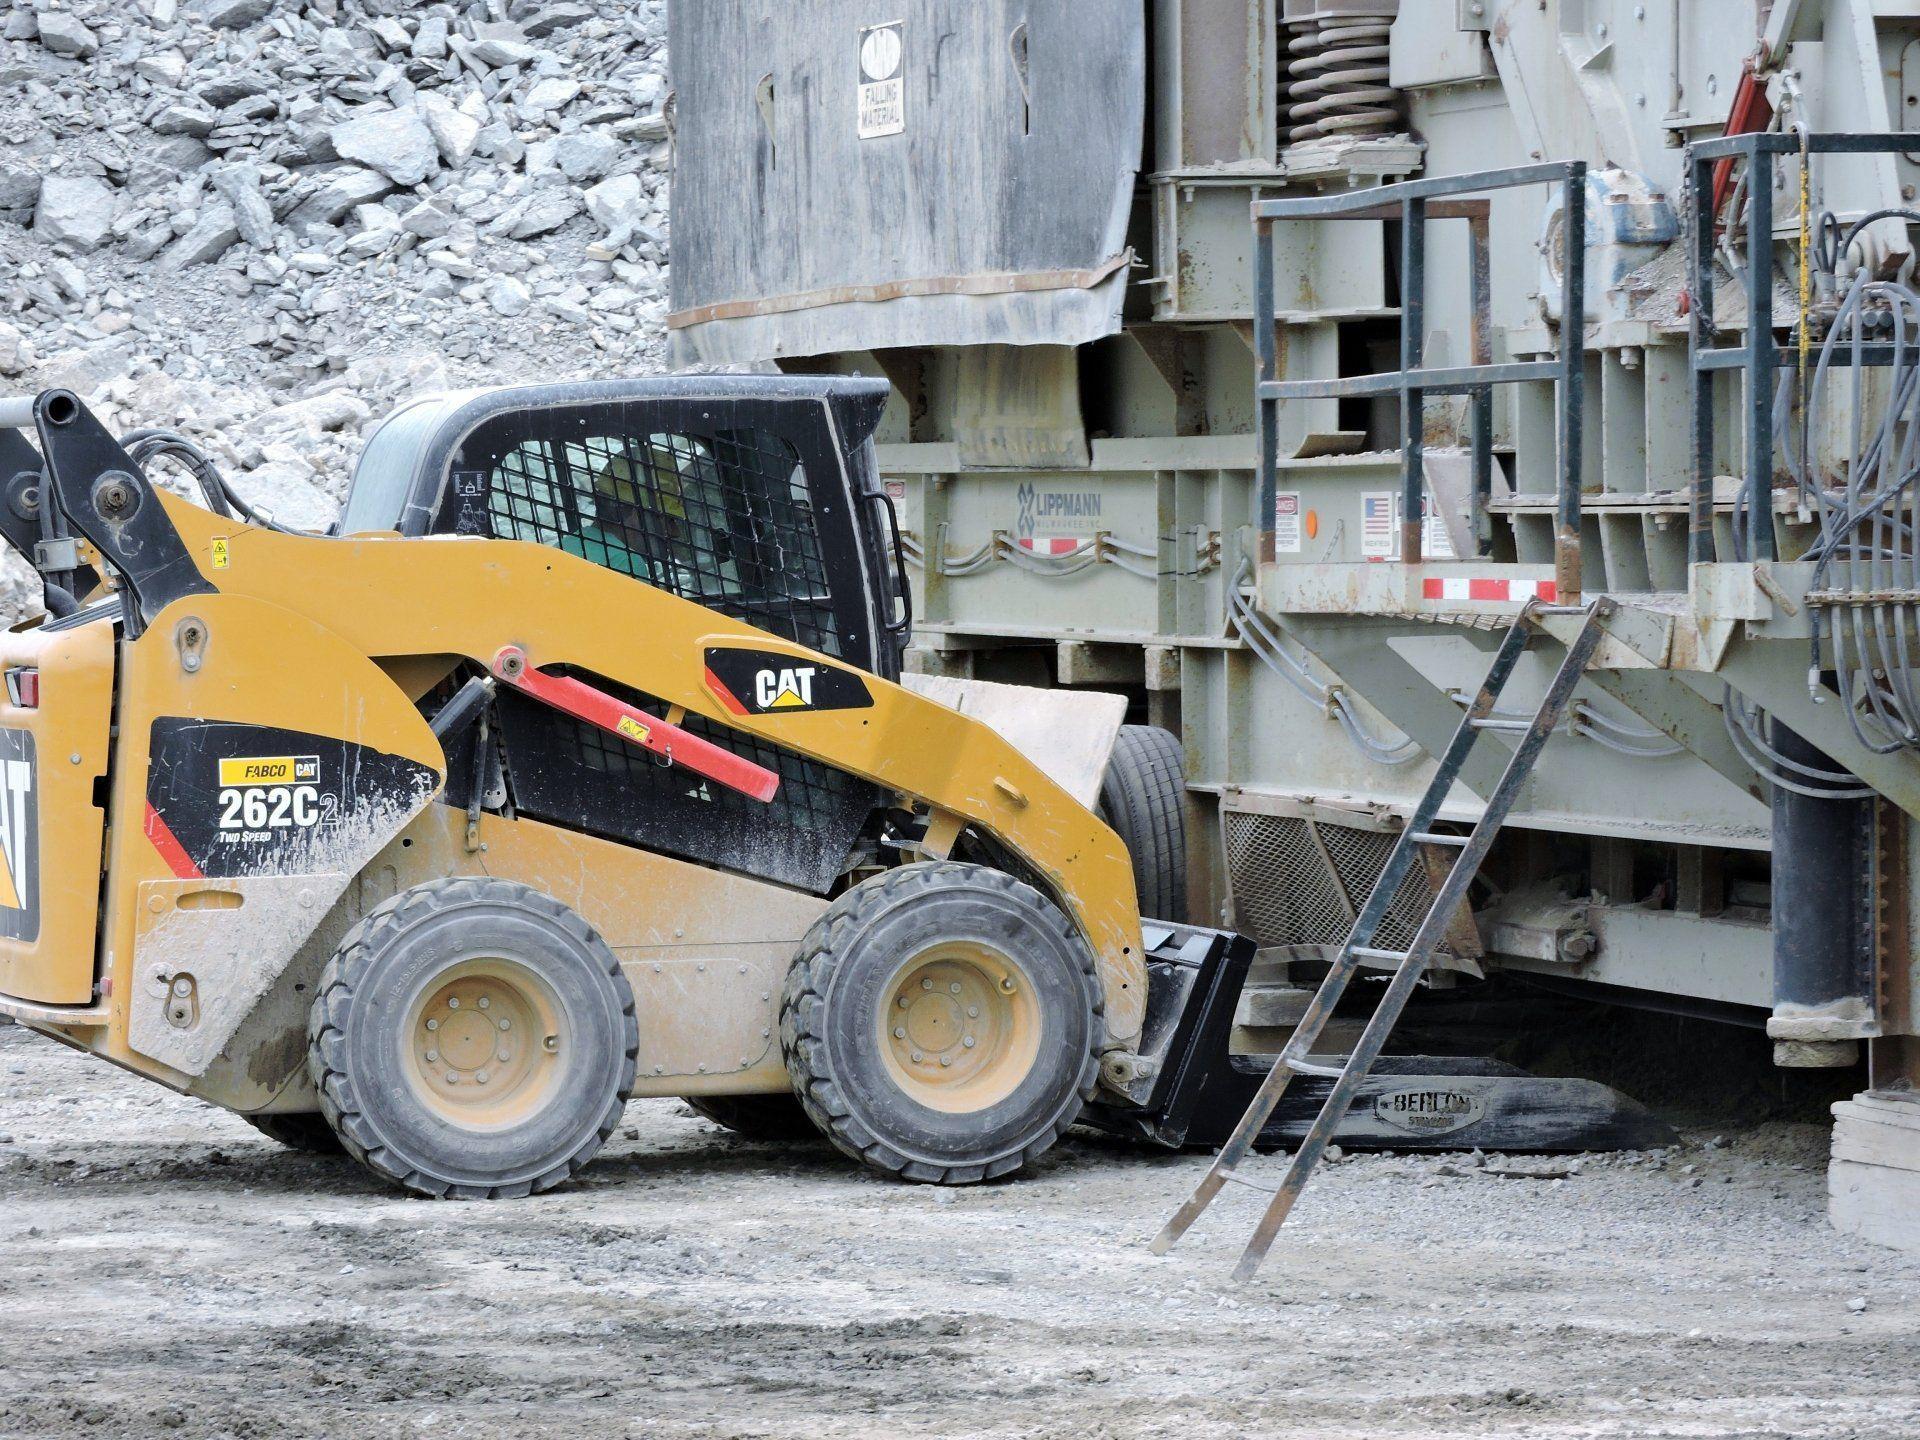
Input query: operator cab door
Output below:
<box><xmin>355</xmin><ymin>379</ymin><xmax>901</xmax><ymax>893</ymax></box>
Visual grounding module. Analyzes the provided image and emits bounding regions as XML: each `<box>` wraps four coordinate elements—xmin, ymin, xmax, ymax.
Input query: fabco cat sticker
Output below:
<box><xmin>703</xmin><ymin>647</ymin><xmax>874</xmax><ymax>717</ymax></box>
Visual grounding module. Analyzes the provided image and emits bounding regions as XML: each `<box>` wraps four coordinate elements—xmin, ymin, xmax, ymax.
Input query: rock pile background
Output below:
<box><xmin>1</xmin><ymin>0</ymin><xmax>672</xmax><ymax>611</ymax></box>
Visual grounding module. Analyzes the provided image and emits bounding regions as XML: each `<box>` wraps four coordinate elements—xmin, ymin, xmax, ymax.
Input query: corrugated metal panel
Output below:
<box><xmin>667</xmin><ymin>0</ymin><xmax>1145</xmax><ymax>365</ymax></box>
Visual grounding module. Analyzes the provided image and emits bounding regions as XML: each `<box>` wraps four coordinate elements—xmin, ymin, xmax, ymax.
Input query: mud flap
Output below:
<box><xmin>1086</xmin><ymin>924</ymin><xmax>1676</xmax><ymax>1153</ymax></box>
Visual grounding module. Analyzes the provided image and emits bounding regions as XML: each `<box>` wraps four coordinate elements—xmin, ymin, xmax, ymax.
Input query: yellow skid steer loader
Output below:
<box><xmin>0</xmin><ymin>378</ymin><xmax>1252</xmax><ymax>1197</ymax></box>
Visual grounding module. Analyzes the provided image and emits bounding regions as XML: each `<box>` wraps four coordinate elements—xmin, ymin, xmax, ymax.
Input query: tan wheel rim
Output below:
<box><xmin>876</xmin><ymin>942</ymin><xmax>1041</xmax><ymax>1114</ymax></box>
<box><xmin>403</xmin><ymin>958</ymin><xmax>566</xmax><ymax>1129</ymax></box>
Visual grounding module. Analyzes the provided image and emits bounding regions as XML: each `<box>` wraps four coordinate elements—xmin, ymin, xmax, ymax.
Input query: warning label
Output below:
<box><xmin>1274</xmin><ymin>492</ymin><xmax>1302</xmax><ymax>554</ymax></box>
<box><xmin>1360</xmin><ymin>493</ymin><xmax>1397</xmax><ymax>559</ymax></box>
<box><xmin>857</xmin><ymin>21</ymin><xmax>905</xmax><ymax>138</ymax></box>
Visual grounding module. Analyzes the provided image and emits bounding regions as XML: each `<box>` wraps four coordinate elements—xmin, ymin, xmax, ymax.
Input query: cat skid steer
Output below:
<box><xmin>0</xmin><ymin>377</ymin><xmax>1252</xmax><ymax>1197</ymax></box>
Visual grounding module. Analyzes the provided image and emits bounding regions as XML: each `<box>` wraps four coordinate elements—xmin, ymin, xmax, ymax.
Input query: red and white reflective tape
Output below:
<box><xmin>1420</xmin><ymin>576</ymin><xmax>1559</xmax><ymax>603</ymax></box>
<box><xmin>1016</xmin><ymin>536</ymin><xmax>1084</xmax><ymax>555</ymax></box>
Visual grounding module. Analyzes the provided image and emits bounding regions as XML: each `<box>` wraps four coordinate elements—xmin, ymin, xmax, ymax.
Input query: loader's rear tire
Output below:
<box><xmin>685</xmin><ymin>1094</ymin><xmax>822</xmax><ymax>1143</ymax></box>
<box><xmin>1099</xmin><ymin>724</ymin><xmax>1188</xmax><ymax>922</ymax></box>
<box><xmin>307</xmin><ymin>878</ymin><xmax>638</xmax><ymax>1200</ymax></box>
<box><xmin>781</xmin><ymin>861</ymin><xmax>1103</xmax><ymax>1184</ymax></box>
<box><xmin>244</xmin><ymin>1112</ymin><xmax>343</xmax><ymax>1154</ymax></box>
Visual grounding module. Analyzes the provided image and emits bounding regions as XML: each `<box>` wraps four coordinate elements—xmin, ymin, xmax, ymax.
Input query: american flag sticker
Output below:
<box><xmin>1360</xmin><ymin>493</ymin><xmax>1398</xmax><ymax>559</ymax></box>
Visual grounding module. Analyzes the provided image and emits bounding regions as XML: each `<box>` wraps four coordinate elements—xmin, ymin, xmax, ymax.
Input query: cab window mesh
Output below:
<box><xmin>485</xmin><ymin>429</ymin><xmax>841</xmax><ymax>657</ymax></box>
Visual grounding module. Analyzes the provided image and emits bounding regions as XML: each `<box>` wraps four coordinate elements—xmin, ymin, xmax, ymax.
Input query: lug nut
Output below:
<box><xmin>448</xmin><ymin>996</ymin><xmax>460</xmax><ymax>1009</ymax></box>
<box><xmin>939</xmin><ymin>1056</ymin><xmax>952</xmax><ymax>1067</ymax></box>
<box><xmin>475</xmin><ymin>1071</ymin><xmax>490</xmax><ymax>1085</ymax></box>
<box><xmin>425</xmin><ymin>1018</ymin><xmax>438</xmax><ymax>1032</ymax></box>
<box><xmin>477</xmin><ymin>997</ymin><xmax>490</xmax><ymax>1010</ymax></box>
<box><xmin>445</xmin><ymin>1071</ymin><xmax>458</xmax><ymax>1084</ymax></box>
<box><xmin>498</xmin><ymin>1018</ymin><xmax>511</xmax><ymax>1031</ymax></box>
<box><xmin>425</xmin><ymin>1049</ymin><xmax>438</xmax><ymax>1062</ymax></box>
<box><xmin>949</xmin><ymin>982</ymin><xmax>961</xmax><ymax>993</ymax></box>
<box><xmin>963</xmin><ymin>1036</ymin><xmax>976</xmax><ymax>1049</ymax></box>
<box><xmin>921</xmin><ymin>978</ymin><xmax>933</xmax><ymax>990</ymax></box>
<box><xmin>893</xmin><ymin>1026</ymin><xmax>906</xmax><ymax>1039</ymax></box>
<box><xmin>911</xmin><ymin>1050</ymin><xmax>924</xmax><ymax>1063</ymax></box>
<box><xmin>967</xmin><ymin>1006</ymin><xmax>979</xmax><ymax>1018</ymax></box>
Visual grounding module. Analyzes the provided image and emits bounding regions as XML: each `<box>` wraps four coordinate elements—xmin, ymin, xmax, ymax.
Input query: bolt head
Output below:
<box><xmin>949</xmin><ymin>982</ymin><xmax>961</xmax><ymax>994</ymax></box>
<box><xmin>893</xmin><ymin>1026</ymin><xmax>906</xmax><ymax>1039</ymax></box>
<box><xmin>475</xmin><ymin>1071</ymin><xmax>490</xmax><ymax>1085</ymax></box>
<box><xmin>911</xmin><ymin>1050</ymin><xmax>924</xmax><ymax>1063</ymax></box>
<box><xmin>445</xmin><ymin>1071</ymin><xmax>458</xmax><ymax>1084</ymax></box>
<box><xmin>921</xmin><ymin>978</ymin><xmax>933</xmax><ymax>990</ymax></box>
<box><xmin>498</xmin><ymin>1018</ymin><xmax>511</xmax><ymax>1031</ymax></box>
<box><xmin>966</xmin><ymin>1006</ymin><xmax>979</xmax><ymax>1018</ymax></box>
<box><xmin>425</xmin><ymin>1049</ymin><xmax>438</xmax><ymax>1062</ymax></box>
<box><xmin>963</xmin><ymin>1036</ymin><xmax>976</xmax><ymax>1049</ymax></box>
<box><xmin>426</xmin><ymin>1018</ymin><xmax>438</xmax><ymax>1031</ymax></box>
<box><xmin>477</xmin><ymin>996</ymin><xmax>490</xmax><ymax>1010</ymax></box>
<box><xmin>447</xmin><ymin>996</ymin><xmax>460</xmax><ymax>1009</ymax></box>
<box><xmin>939</xmin><ymin>1056</ymin><xmax>952</xmax><ymax>1067</ymax></box>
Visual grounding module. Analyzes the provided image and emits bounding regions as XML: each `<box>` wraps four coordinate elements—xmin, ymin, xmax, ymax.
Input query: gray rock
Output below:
<box><xmin>158</xmin><ymin>201</ymin><xmax>240</xmax><ymax>269</ymax></box>
<box><xmin>521</xmin><ymin>3</ymin><xmax>595</xmax><ymax>38</ymax></box>
<box><xmin>286</xmin><ymin>167</ymin><xmax>395</xmax><ymax>229</ymax></box>
<box><xmin>199</xmin><ymin>0</ymin><xmax>274</xmax><ymax>29</ymax></box>
<box><xmin>416</xmin><ymin>96</ymin><xmax>481</xmax><ymax>169</ymax></box>
<box><xmin>329</xmin><ymin>108</ymin><xmax>439</xmax><ymax>188</ymax></box>
<box><xmin>0</xmin><ymin>160</ymin><xmax>41</xmax><ymax>213</ymax></box>
<box><xmin>555</xmin><ymin>129</ymin><xmax>619</xmax><ymax>182</ymax></box>
<box><xmin>508</xmin><ymin>189</ymin><xmax>581</xmax><ymax>239</ymax></box>
<box><xmin>583</xmin><ymin>172</ymin><xmax>645</xmax><ymax>244</ymax></box>
<box><xmin>520</xmin><ymin>77</ymin><xmax>581</xmax><ymax>117</ymax></box>
<box><xmin>399</xmin><ymin>198</ymin><xmax>455</xmax><ymax>239</ymax></box>
<box><xmin>458</xmin><ymin>24</ymin><xmax>540</xmax><ymax>69</ymax></box>
<box><xmin>36</xmin><ymin>12</ymin><xmax>98</xmax><ymax>58</ymax></box>
<box><xmin>34</xmin><ymin>174</ymin><xmax>117</xmax><ymax>252</ymax></box>
<box><xmin>0</xmin><ymin>322</ymin><xmax>28</xmax><ymax>377</ymax></box>
<box><xmin>411</xmin><ymin>15</ymin><xmax>449</xmax><ymax>59</ymax></box>
<box><xmin>210</xmin><ymin>166</ymin><xmax>277</xmax><ymax>249</ymax></box>
<box><xmin>152</xmin><ymin>105</ymin><xmax>218</xmax><ymax>139</ymax></box>
<box><xmin>485</xmin><ymin>276</ymin><xmax>532</xmax><ymax>317</ymax></box>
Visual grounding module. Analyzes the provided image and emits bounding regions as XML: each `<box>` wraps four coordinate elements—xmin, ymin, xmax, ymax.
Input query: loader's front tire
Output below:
<box><xmin>308</xmin><ymin>878</ymin><xmax>638</xmax><ymax>1200</ymax></box>
<box><xmin>781</xmin><ymin>861</ymin><xmax>1103</xmax><ymax>1184</ymax></box>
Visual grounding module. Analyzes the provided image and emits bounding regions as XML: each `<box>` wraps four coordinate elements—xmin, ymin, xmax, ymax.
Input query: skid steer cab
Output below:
<box><xmin>0</xmin><ymin>379</ymin><xmax>1249</xmax><ymax>1197</ymax></box>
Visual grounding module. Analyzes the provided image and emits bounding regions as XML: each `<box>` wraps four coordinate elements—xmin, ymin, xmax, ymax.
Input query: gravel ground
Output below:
<box><xmin>0</xmin><ymin>1022</ymin><xmax>1915</xmax><ymax>1439</ymax></box>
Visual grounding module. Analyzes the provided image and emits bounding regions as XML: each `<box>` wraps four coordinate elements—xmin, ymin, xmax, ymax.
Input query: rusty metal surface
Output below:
<box><xmin>668</xmin><ymin>0</ymin><xmax>1145</xmax><ymax>364</ymax></box>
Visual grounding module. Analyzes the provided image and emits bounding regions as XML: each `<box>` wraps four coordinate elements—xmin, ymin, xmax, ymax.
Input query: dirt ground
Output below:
<box><xmin>0</xmin><ymin>1021</ymin><xmax>1915</xmax><ymax>1440</ymax></box>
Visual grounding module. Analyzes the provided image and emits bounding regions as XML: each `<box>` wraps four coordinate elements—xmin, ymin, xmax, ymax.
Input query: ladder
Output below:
<box><xmin>1150</xmin><ymin>598</ymin><xmax>1615</xmax><ymax>1281</ymax></box>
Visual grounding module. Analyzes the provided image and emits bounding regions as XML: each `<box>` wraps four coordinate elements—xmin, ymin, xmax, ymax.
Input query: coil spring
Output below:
<box><xmin>1284</xmin><ymin>14</ymin><xmax>1401</xmax><ymax>144</ymax></box>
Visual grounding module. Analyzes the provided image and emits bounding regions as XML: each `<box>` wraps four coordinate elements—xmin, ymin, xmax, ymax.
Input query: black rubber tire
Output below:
<box><xmin>781</xmin><ymin>861</ymin><xmax>1103</xmax><ymax>1185</ymax></box>
<box><xmin>307</xmin><ymin>878</ymin><xmax>638</xmax><ymax>1200</ymax></box>
<box><xmin>685</xmin><ymin>1094</ymin><xmax>823</xmax><ymax>1143</ymax></box>
<box><xmin>1098</xmin><ymin>723</ymin><xmax>1189</xmax><ymax>922</ymax></box>
<box><xmin>243</xmin><ymin>1112</ymin><xmax>343</xmax><ymax>1154</ymax></box>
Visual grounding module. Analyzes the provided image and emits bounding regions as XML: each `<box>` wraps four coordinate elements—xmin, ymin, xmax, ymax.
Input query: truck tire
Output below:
<box><xmin>244</xmin><ymin>1112</ymin><xmax>343</xmax><ymax>1154</ymax></box>
<box><xmin>307</xmin><ymin>878</ymin><xmax>638</xmax><ymax>1200</ymax></box>
<box><xmin>1099</xmin><ymin>723</ymin><xmax>1188</xmax><ymax>922</ymax></box>
<box><xmin>685</xmin><ymin>1094</ymin><xmax>822</xmax><ymax>1142</ymax></box>
<box><xmin>781</xmin><ymin>861</ymin><xmax>1103</xmax><ymax>1184</ymax></box>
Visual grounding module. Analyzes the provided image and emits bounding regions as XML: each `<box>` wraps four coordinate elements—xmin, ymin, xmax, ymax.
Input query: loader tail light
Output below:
<box><xmin>5</xmin><ymin>668</ymin><xmax>38</xmax><ymax>708</ymax></box>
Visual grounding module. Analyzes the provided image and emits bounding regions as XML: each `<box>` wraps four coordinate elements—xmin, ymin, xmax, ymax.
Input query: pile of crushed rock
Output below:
<box><xmin>1</xmin><ymin>0</ymin><xmax>675</xmax><ymax>613</ymax></box>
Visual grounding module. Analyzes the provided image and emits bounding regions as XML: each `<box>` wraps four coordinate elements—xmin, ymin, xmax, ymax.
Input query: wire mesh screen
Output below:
<box><xmin>497</xmin><ymin>677</ymin><xmax>875</xmax><ymax>895</ymax></box>
<box><xmin>465</xmin><ymin>421</ymin><xmax>876</xmax><ymax>892</ymax></box>
<box><xmin>485</xmin><ymin>428</ymin><xmax>842</xmax><ymax>657</ymax></box>
<box><xmin>1223</xmin><ymin>811</ymin><xmax>1442</xmax><ymax>955</ymax></box>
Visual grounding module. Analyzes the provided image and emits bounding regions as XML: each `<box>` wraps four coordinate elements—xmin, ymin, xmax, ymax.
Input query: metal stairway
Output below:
<box><xmin>1149</xmin><ymin>598</ymin><xmax>1616</xmax><ymax>1280</ymax></box>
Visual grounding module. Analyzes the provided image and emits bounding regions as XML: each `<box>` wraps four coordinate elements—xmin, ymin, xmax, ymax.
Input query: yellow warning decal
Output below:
<box><xmin>615</xmin><ymin>716</ymin><xmax>651</xmax><ymax>745</ymax></box>
<box><xmin>218</xmin><ymin>755</ymin><xmax>320</xmax><ymax>787</ymax></box>
<box><xmin>210</xmin><ymin>537</ymin><xmax>231</xmax><ymax>570</ymax></box>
